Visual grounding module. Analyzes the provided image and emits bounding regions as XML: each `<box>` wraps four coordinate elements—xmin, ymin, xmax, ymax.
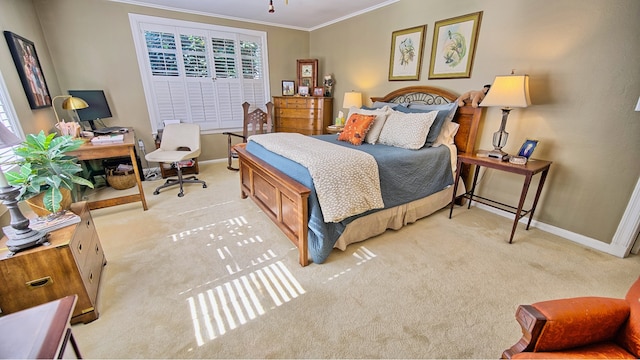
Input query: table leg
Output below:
<box><xmin>467</xmin><ymin>164</ymin><xmax>481</xmax><ymax>209</ymax></box>
<box><xmin>510</xmin><ymin>174</ymin><xmax>533</xmax><ymax>243</ymax></box>
<box><xmin>129</xmin><ymin>146</ymin><xmax>148</xmax><ymax>210</ymax></box>
<box><xmin>449</xmin><ymin>157</ymin><xmax>463</xmax><ymax>219</ymax></box>
<box><xmin>526</xmin><ymin>167</ymin><xmax>550</xmax><ymax>230</ymax></box>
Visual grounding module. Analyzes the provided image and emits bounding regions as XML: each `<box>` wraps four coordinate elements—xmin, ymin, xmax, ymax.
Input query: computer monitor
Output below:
<box><xmin>67</xmin><ymin>90</ymin><xmax>112</xmax><ymax>130</ymax></box>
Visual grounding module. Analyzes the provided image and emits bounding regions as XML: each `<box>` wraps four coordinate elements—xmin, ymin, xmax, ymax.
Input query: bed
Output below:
<box><xmin>235</xmin><ymin>86</ymin><xmax>483</xmax><ymax>266</ymax></box>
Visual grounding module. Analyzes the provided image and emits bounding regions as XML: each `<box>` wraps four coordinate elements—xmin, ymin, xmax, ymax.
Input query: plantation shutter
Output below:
<box><xmin>137</xmin><ymin>18</ymin><xmax>268</xmax><ymax>133</ymax></box>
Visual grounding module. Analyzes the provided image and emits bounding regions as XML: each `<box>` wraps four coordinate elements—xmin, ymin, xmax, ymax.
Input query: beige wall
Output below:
<box><xmin>29</xmin><ymin>0</ymin><xmax>309</xmax><ymax>161</ymax></box>
<box><xmin>312</xmin><ymin>0</ymin><xmax>640</xmax><ymax>246</ymax></box>
<box><xmin>1</xmin><ymin>0</ymin><xmax>639</xmax><ymax>248</ymax></box>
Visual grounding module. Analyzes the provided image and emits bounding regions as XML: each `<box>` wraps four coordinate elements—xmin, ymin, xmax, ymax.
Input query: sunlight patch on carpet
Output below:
<box><xmin>187</xmin><ymin>261</ymin><xmax>305</xmax><ymax>346</ymax></box>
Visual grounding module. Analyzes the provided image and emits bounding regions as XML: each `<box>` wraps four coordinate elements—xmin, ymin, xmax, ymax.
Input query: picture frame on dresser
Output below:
<box><xmin>282</xmin><ymin>80</ymin><xmax>295</xmax><ymax>96</ymax></box>
<box><xmin>297</xmin><ymin>59</ymin><xmax>318</xmax><ymax>89</ymax></box>
<box><xmin>313</xmin><ymin>87</ymin><xmax>324</xmax><ymax>97</ymax></box>
<box><xmin>298</xmin><ymin>86</ymin><xmax>309</xmax><ymax>96</ymax></box>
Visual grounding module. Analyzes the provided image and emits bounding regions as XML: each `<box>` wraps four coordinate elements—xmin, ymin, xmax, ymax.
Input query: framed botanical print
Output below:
<box><xmin>4</xmin><ymin>31</ymin><xmax>52</xmax><ymax>109</ymax></box>
<box><xmin>297</xmin><ymin>59</ymin><xmax>318</xmax><ymax>89</ymax></box>
<box><xmin>388</xmin><ymin>25</ymin><xmax>427</xmax><ymax>81</ymax></box>
<box><xmin>428</xmin><ymin>11</ymin><xmax>482</xmax><ymax>79</ymax></box>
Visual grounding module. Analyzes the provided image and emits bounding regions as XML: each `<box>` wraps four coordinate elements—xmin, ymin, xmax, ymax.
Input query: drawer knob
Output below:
<box><xmin>26</xmin><ymin>276</ymin><xmax>53</xmax><ymax>289</ymax></box>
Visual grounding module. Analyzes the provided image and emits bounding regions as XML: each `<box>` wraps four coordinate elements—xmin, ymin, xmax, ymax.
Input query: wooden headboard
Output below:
<box><xmin>370</xmin><ymin>86</ymin><xmax>482</xmax><ymax>155</ymax></box>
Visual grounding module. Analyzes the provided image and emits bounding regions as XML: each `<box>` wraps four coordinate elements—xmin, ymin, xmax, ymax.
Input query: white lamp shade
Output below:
<box><xmin>342</xmin><ymin>91</ymin><xmax>362</xmax><ymax>109</ymax></box>
<box><xmin>635</xmin><ymin>96</ymin><xmax>640</xmax><ymax>112</ymax></box>
<box><xmin>481</xmin><ymin>74</ymin><xmax>531</xmax><ymax>108</ymax></box>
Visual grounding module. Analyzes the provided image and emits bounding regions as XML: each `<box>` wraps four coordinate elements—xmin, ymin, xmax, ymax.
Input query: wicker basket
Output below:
<box><xmin>106</xmin><ymin>168</ymin><xmax>136</xmax><ymax>190</ymax></box>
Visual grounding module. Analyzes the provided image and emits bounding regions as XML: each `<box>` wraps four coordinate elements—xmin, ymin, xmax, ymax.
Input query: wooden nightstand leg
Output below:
<box><xmin>510</xmin><ymin>174</ymin><xmax>533</xmax><ymax>243</ymax></box>
<box><xmin>526</xmin><ymin>167</ymin><xmax>550</xmax><ymax>230</ymax></box>
<box><xmin>449</xmin><ymin>157</ymin><xmax>464</xmax><ymax>218</ymax></box>
<box><xmin>467</xmin><ymin>164</ymin><xmax>481</xmax><ymax>209</ymax></box>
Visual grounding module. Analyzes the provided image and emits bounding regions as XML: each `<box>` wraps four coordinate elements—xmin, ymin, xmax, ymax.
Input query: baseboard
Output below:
<box><xmin>472</xmin><ymin>203</ymin><xmax>626</xmax><ymax>258</ymax></box>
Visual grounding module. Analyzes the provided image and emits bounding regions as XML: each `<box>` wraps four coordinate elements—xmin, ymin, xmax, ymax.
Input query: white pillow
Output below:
<box><xmin>346</xmin><ymin>106</ymin><xmax>391</xmax><ymax>144</ymax></box>
<box><xmin>433</xmin><ymin>121</ymin><xmax>460</xmax><ymax>147</ymax></box>
<box><xmin>377</xmin><ymin>110</ymin><xmax>438</xmax><ymax>149</ymax></box>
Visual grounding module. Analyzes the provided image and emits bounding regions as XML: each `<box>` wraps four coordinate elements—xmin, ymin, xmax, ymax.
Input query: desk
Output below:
<box><xmin>449</xmin><ymin>153</ymin><xmax>552</xmax><ymax>243</ymax></box>
<box><xmin>0</xmin><ymin>295</ymin><xmax>82</xmax><ymax>359</ymax></box>
<box><xmin>67</xmin><ymin>129</ymin><xmax>148</xmax><ymax>211</ymax></box>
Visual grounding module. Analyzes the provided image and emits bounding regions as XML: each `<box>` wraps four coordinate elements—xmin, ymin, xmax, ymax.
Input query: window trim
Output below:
<box><xmin>0</xmin><ymin>68</ymin><xmax>26</xmax><ymax>172</ymax></box>
<box><xmin>128</xmin><ymin>13</ymin><xmax>270</xmax><ymax>134</ymax></box>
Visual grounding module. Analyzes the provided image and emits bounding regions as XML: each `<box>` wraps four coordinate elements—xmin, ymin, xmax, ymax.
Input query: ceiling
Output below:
<box><xmin>109</xmin><ymin>0</ymin><xmax>399</xmax><ymax>31</ymax></box>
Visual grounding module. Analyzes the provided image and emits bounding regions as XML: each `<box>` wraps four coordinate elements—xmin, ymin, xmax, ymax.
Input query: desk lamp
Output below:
<box><xmin>481</xmin><ymin>73</ymin><xmax>531</xmax><ymax>160</ymax></box>
<box><xmin>52</xmin><ymin>95</ymin><xmax>88</xmax><ymax>124</ymax></box>
<box><xmin>0</xmin><ymin>122</ymin><xmax>47</xmax><ymax>254</ymax></box>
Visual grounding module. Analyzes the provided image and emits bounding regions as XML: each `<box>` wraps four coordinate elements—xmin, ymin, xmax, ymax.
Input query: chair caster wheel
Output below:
<box><xmin>153</xmin><ymin>190</ymin><xmax>160</xmax><ymax>195</ymax></box>
<box><xmin>178</xmin><ymin>192</ymin><xmax>184</xmax><ymax>197</ymax></box>
<box><xmin>203</xmin><ymin>184</ymin><xmax>207</xmax><ymax>188</ymax></box>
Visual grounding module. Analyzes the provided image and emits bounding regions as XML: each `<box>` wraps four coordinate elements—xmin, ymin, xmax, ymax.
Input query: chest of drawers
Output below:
<box><xmin>273</xmin><ymin>96</ymin><xmax>333</xmax><ymax>135</ymax></box>
<box><xmin>0</xmin><ymin>201</ymin><xmax>106</xmax><ymax>324</ymax></box>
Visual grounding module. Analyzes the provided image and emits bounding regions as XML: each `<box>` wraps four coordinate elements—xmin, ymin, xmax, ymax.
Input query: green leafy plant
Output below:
<box><xmin>5</xmin><ymin>131</ymin><xmax>94</xmax><ymax>213</ymax></box>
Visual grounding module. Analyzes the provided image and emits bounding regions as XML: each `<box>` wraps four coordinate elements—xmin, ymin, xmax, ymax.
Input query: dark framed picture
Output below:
<box><xmin>297</xmin><ymin>59</ymin><xmax>318</xmax><ymax>89</ymax></box>
<box><xmin>298</xmin><ymin>86</ymin><xmax>309</xmax><ymax>96</ymax></box>
<box><xmin>313</xmin><ymin>87</ymin><xmax>324</xmax><ymax>97</ymax></box>
<box><xmin>428</xmin><ymin>11</ymin><xmax>483</xmax><ymax>79</ymax></box>
<box><xmin>282</xmin><ymin>80</ymin><xmax>295</xmax><ymax>96</ymax></box>
<box><xmin>3</xmin><ymin>31</ymin><xmax>52</xmax><ymax>109</ymax></box>
<box><xmin>518</xmin><ymin>139</ymin><xmax>538</xmax><ymax>159</ymax></box>
<box><xmin>388</xmin><ymin>25</ymin><xmax>427</xmax><ymax>81</ymax></box>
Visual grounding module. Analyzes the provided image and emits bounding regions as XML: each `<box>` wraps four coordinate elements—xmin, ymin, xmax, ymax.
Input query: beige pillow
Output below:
<box><xmin>346</xmin><ymin>106</ymin><xmax>391</xmax><ymax>144</ymax></box>
<box><xmin>377</xmin><ymin>110</ymin><xmax>438</xmax><ymax>150</ymax></box>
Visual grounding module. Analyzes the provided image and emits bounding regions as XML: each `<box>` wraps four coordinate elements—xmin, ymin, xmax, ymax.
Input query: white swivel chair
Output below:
<box><xmin>145</xmin><ymin>123</ymin><xmax>207</xmax><ymax>197</ymax></box>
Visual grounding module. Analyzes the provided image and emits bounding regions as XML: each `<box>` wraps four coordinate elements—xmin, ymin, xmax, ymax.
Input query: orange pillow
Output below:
<box><xmin>337</xmin><ymin>114</ymin><xmax>376</xmax><ymax>145</ymax></box>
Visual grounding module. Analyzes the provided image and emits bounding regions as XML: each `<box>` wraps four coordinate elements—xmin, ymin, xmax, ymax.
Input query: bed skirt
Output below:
<box><xmin>334</xmin><ymin>184</ymin><xmax>462</xmax><ymax>250</ymax></box>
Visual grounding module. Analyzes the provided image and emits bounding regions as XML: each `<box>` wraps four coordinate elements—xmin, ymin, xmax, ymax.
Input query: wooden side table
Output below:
<box><xmin>0</xmin><ymin>295</ymin><xmax>82</xmax><ymax>359</ymax></box>
<box><xmin>449</xmin><ymin>153</ymin><xmax>552</xmax><ymax>243</ymax></box>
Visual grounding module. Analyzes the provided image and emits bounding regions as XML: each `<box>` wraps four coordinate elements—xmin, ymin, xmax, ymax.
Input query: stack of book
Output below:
<box><xmin>2</xmin><ymin>210</ymin><xmax>81</xmax><ymax>237</ymax></box>
<box><xmin>91</xmin><ymin>134</ymin><xmax>124</xmax><ymax>144</ymax></box>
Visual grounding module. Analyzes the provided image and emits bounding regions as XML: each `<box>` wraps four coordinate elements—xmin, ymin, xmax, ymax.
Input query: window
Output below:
<box><xmin>129</xmin><ymin>14</ymin><xmax>270</xmax><ymax>134</ymax></box>
<box><xmin>0</xmin><ymin>69</ymin><xmax>25</xmax><ymax>171</ymax></box>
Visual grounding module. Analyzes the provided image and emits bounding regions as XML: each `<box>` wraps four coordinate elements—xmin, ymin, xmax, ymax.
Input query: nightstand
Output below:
<box><xmin>325</xmin><ymin>125</ymin><xmax>343</xmax><ymax>134</ymax></box>
<box><xmin>449</xmin><ymin>153</ymin><xmax>552</xmax><ymax>243</ymax></box>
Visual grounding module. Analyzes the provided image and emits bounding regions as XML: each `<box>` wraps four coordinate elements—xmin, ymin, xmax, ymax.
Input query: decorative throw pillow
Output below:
<box><xmin>338</xmin><ymin>114</ymin><xmax>376</xmax><ymax>145</ymax></box>
<box><xmin>377</xmin><ymin>110</ymin><xmax>438</xmax><ymax>149</ymax></box>
<box><xmin>401</xmin><ymin>102</ymin><xmax>459</xmax><ymax>147</ymax></box>
<box><xmin>346</xmin><ymin>106</ymin><xmax>391</xmax><ymax>144</ymax></box>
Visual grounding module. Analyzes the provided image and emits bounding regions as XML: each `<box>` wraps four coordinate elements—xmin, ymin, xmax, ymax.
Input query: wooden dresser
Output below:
<box><xmin>273</xmin><ymin>96</ymin><xmax>333</xmax><ymax>135</ymax></box>
<box><xmin>0</xmin><ymin>201</ymin><xmax>106</xmax><ymax>324</ymax></box>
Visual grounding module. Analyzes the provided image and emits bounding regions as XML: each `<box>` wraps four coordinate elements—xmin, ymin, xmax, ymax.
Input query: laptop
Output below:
<box><xmin>93</xmin><ymin>127</ymin><xmax>127</xmax><ymax>135</ymax></box>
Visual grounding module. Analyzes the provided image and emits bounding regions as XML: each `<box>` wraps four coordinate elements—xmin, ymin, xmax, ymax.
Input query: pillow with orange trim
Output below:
<box><xmin>337</xmin><ymin>113</ymin><xmax>376</xmax><ymax>145</ymax></box>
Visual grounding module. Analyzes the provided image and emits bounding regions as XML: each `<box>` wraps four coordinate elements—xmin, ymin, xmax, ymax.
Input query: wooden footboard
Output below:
<box><xmin>235</xmin><ymin>86</ymin><xmax>483</xmax><ymax>267</ymax></box>
<box><xmin>235</xmin><ymin>143</ymin><xmax>311</xmax><ymax>266</ymax></box>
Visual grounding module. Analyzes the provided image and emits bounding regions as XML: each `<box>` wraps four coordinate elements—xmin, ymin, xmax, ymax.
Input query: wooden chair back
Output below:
<box><xmin>242</xmin><ymin>102</ymin><xmax>273</xmax><ymax>138</ymax></box>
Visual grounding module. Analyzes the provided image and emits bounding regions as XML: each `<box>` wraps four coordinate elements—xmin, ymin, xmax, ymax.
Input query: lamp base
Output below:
<box><xmin>3</xmin><ymin>226</ymin><xmax>48</xmax><ymax>256</ymax></box>
<box><xmin>487</xmin><ymin>149</ymin><xmax>509</xmax><ymax>161</ymax></box>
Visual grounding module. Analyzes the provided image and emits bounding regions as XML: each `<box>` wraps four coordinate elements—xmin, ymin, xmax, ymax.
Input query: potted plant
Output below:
<box><xmin>5</xmin><ymin>131</ymin><xmax>94</xmax><ymax>216</ymax></box>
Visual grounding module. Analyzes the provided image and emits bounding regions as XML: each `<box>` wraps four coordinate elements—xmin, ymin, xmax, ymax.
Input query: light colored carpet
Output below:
<box><xmin>72</xmin><ymin>161</ymin><xmax>640</xmax><ymax>359</ymax></box>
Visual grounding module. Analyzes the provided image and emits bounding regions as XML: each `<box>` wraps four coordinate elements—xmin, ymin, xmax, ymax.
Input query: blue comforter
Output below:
<box><xmin>245</xmin><ymin>134</ymin><xmax>453</xmax><ymax>264</ymax></box>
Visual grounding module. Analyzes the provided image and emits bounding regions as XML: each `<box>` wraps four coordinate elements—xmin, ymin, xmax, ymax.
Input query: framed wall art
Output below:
<box><xmin>3</xmin><ymin>31</ymin><xmax>52</xmax><ymax>109</ymax></box>
<box><xmin>297</xmin><ymin>59</ymin><xmax>318</xmax><ymax>89</ymax></box>
<box><xmin>388</xmin><ymin>25</ymin><xmax>426</xmax><ymax>81</ymax></box>
<box><xmin>282</xmin><ymin>80</ymin><xmax>295</xmax><ymax>96</ymax></box>
<box><xmin>428</xmin><ymin>11</ymin><xmax>482</xmax><ymax>79</ymax></box>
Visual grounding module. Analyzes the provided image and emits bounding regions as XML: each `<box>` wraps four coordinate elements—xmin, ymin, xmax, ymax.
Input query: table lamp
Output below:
<box><xmin>481</xmin><ymin>73</ymin><xmax>531</xmax><ymax>160</ymax></box>
<box><xmin>52</xmin><ymin>95</ymin><xmax>88</xmax><ymax>124</ymax></box>
<box><xmin>340</xmin><ymin>91</ymin><xmax>362</xmax><ymax>125</ymax></box>
<box><xmin>0</xmin><ymin>122</ymin><xmax>47</xmax><ymax>254</ymax></box>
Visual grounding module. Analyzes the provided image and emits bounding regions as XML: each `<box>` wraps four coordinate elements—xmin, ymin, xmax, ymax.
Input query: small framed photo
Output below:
<box><xmin>298</xmin><ymin>86</ymin><xmax>309</xmax><ymax>96</ymax></box>
<box><xmin>518</xmin><ymin>139</ymin><xmax>538</xmax><ymax>158</ymax></box>
<box><xmin>313</xmin><ymin>87</ymin><xmax>324</xmax><ymax>97</ymax></box>
<box><xmin>282</xmin><ymin>80</ymin><xmax>295</xmax><ymax>96</ymax></box>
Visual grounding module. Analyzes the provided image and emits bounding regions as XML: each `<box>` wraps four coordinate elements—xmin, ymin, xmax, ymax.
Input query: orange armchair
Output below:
<box><xmin>503</xmin><ymin>276</ymin><xmax>640</xmax><ymax>359</ymax></box>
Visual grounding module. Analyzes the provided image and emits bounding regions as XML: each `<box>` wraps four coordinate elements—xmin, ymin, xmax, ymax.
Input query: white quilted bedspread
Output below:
<box><xmin>249</xmin><ymin>133</ymin><xmax>384</xmax><ymax>223</ymax></box>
